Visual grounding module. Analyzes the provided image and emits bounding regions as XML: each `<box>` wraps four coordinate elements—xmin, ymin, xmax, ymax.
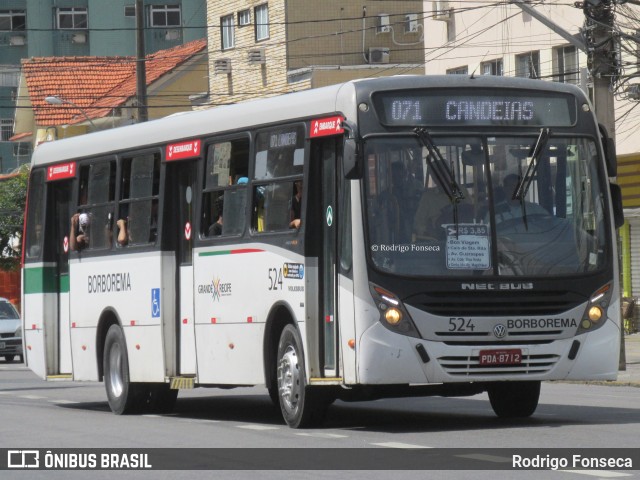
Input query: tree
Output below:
<box><xmin>0</xmin><ymin>165</ymin><xmax>29</xmax><ymax>271</ymax></box>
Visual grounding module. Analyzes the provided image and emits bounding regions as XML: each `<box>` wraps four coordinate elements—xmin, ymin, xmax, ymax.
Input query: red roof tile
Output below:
<box><xmin>23</xmin><ymin>39</ymin><xmax>207</xmax><ymax>126</ymax></box>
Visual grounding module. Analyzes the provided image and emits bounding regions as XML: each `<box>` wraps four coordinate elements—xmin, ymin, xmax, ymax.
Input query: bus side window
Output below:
<box><xmin>201</xmin><ymin>137</ymin><xmax>249</xmax><ymax>238</ymax></box>
<box><xmin>118</xmin><ymin>154</ymin><xmax>160</xmax><ymax>246</ymax></box>
<box><xmin>252</xmin><ymin>125</ymin><xmax>304</xmax><ymax>233</ymax></box>
<box><xmin>74</xmin><ymin>160</ymin><xmax>115</xmax><ymax>251</ymax></box>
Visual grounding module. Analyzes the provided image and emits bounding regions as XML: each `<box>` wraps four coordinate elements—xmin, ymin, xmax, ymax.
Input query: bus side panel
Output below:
<box><xmin>338</xmin><ymin>277</ymin><xmax>356</xmax><ymax>384</ymax></box>
<box><xmin>22</xmin><ymin>267</ymin><xmax>58</xmax><ymax>379</ymax></box>
<box><xmin>69</xmin><ymin>253</ymin><xmax>167</xmax><ymax>382</ymax></box>
<box><xmin>193</xmin><ymin>245</ymin><xmax>305</xmax><ymax>385</ymax></box>
<box><xmin>194</xmin><ymin>323</ymin><xmax>265</xmax><ymax>384</ymax></box>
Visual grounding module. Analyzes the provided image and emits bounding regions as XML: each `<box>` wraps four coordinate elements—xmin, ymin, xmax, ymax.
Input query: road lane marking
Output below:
<box><xmin>560</xmin><ymin>470</ymin><xmax>633</xmax><ymax>478</ymax></box>
<box><xmin>371</xmin><ymin>442</ymin><xmax>431</xmax><ymax>449</ymax></box>
<box><xmin>19</xmin><ymin>395</ymin><xmax>45</xmax><ymax>400</ymax></box>
<box><xmin>50</xmin><ymin>399</ymin><xmax>79</xmax><ymax>404</ymax></box>
<box><xmin>456</xmin><ymin>453</ymin><xmax>512</xmax><ymax>463</ymax></box>
<box><xmin>296</xmin><ymin>432</ymin><xmax>348</xmax><ymax>439</ymax></box>
<box><xmin>237</xmin><ymin>424</ymin><xmax>280</xmax><ymax>431</ymax></box>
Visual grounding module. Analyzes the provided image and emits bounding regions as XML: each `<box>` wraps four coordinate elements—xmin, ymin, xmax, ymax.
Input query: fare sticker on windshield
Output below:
<box><xmin>445</xmin><ymin>224</ymin><xmax>491</xmax><ymax>270</ymax></box>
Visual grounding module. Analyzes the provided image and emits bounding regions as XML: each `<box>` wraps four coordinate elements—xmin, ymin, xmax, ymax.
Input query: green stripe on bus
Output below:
<box><xmin>199</xmin><ymin>248</ymin><xmax>264</xmax><ymax>257</ymax></box>
<box><xmin>23</xmin><ymin>267</ymin><xmax>69</xmax><ymax>294</ymax></box>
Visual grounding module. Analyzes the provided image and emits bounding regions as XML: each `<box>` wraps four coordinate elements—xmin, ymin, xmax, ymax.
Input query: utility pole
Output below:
<box><xmin>136</xmin><ymin>0</ymin><xmax>149</xmax><ymax>123</ymax></box>
<box><xmin>582</xmin><ymin>0</ymin><xmax>618</xmax><ymax>141</ymax></box>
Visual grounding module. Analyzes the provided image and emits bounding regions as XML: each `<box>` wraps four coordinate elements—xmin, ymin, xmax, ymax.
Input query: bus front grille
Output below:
<box><xmin>438</xmin><ymin>354</ymin><xmax>560</xmax><ymax>376</ymax></box>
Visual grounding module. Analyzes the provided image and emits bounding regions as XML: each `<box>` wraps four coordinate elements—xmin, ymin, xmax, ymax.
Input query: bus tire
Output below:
<box><xmin>488</xmin><ymin>381</ymin><xmax>541</xmax><ymax>418</ymax></box>
<box><xmin>103</xmin><ymin>324</ymin><xmax>138</xmax><ymax>415</ymax></box>
<box><xmin>276</xmin><ymin>324</ymin><xmax>328</xmax><ymax>428</ymax></box>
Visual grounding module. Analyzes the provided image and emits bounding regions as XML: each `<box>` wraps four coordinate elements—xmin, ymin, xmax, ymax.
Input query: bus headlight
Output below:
<box><xmin>369</xmin><ymin>283</ymin><xmax>420</xmax><ymax>338</ymax></box>
<box><xmin>384</xmin><ymin>308</ymin><xmax>403</xmax><ymax>325</ymax></box>
<box><xmin>577</xmin><ymin>284</ymin><xmax>612</xmax><ymax>334</ymax></box>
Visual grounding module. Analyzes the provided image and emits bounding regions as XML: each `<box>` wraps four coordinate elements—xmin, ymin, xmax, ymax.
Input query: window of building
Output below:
<box><xmin>255</xmin><ymin>4</ymin><xmax>269</xmax><ymax>42</ymax></box>
<box><xmin>124</xmin><ymin>6</ymin><xmax>136</xmax><ymax>18</ymax></box>
<box><xmin>516</xmin><ymin>51</ymin><xmax>540</xmax><ymax>79</ymax></box>
<box><xmin>150</xmin><ymin>4</ymin><xmax>181</xmax><ymax>27</ymax></box>
<box><xmin>0</xmin><ymin>10</ymin><xmax>26</xmax><ymax>31</ymax></box>
<box><xmin>481</xmin><ymin>58</ymin><xmax>503</xmax><ymax>76</ymax></box>
<box><xmin>554</xmin><ymin>45</ymin><xmax>579</xmax><ymax>84</ymax></box>
<box><xmin>446</xmin><ymin>66</ymin><xmax>468</xmax><ymax>75</ymax></box>
<box><xmin>238</xmin><ymin>9</ymin><xmax>251</xmax><ymax>27</ymax></box>
<box><xmin>56</xmin><ymin>7</ymin><xmax>88</xmax><ymax>30</ymax></box>
<box><xmin>77</xmin><ymin>160</ymin><xmax>116</xmax><ymax>250</ymax></box>
<box><xmin>201</xmin><ymin>138</ymin><xmax>250</xmax><ymax>238</ymax></box>
<box><xmin>252</xmin><ymin>125</ymin><xmax>305</xmax><ymax>233</ymax></box>
<box><xmin>0</xmin><ymin>119</ymin><xmax>13</xmax><ymax>142</ymax></box>
<box><xmin>118</xmin><ymin>154</ymin><xmax>160</xmax><ymax>246</ymax></box>
<box><xmin>13</xmin><ymin>142</ymin><xmax>31</xmax><ymax>157</ymax></box>
<box><xmin>221</xmin><ymin>14</ymin><xmax>235</xmax><ymax>50</ymax></box>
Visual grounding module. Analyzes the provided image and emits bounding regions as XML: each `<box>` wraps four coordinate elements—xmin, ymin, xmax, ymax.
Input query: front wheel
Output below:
<box><xmin>488</xmin><ymin>381</ymin><xmax>541</xmax><ymax>418</ymax></box>
<box><xmin>276</xmin><ymin>324</ymin><xmax>328</xmax><ymax>428</ymax></box>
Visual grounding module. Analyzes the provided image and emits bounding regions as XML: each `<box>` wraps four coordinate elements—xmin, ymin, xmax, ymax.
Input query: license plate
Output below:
<box><xmin>0</xmin><ymin>342</ymin><xmax>5</xmax><ymax>350</ymax></box>
<box><xmin>479</xmin><ymin>349</ymin><xmax>522</xmax><ymax>366</ymax></box>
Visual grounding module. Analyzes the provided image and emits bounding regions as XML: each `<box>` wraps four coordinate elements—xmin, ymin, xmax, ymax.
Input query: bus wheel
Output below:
<box><xmin>276</xmin><ymin>325</ymin><xmax>327</xmax><ymax>428</ymax></box>
<box><xmin>488</xmin><ymin>381</ymin><xmax>541</xmax><ymax>418</ymax></box>
<box><xmin>103</xmin><ymin>324</ymin><xmax>137</xmax><ymax>415</ymax></box>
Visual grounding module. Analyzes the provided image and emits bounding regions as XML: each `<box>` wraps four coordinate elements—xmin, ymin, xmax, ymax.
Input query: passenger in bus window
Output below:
<box><xmin>116</xmin><ymin>218</ymin><xmax>128</xmax><ymax>246</ymax></box>
<box><xmin>70</xmin><ymin>212</ymin><xmax>89</xmax><ymax>250</ymax></box>
<box><xmin>289</xmin><ymin>180</ymin><xmax>302</xmax><ymax>229</ymax></box>
<box><xmin>208</xmin><ymin>214</ymin><xmax>223</xmax><ymax>236</ymax></box>
<box><xmin>493</xmin><ymin>173</ymin><xmax>548</xmax><ymax>224</ymax></box>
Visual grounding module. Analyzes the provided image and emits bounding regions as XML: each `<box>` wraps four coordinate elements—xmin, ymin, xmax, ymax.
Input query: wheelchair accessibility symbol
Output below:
<box><xmin>151</xmin><ymin>288</ymin><xmax>161</xmax><ymax>318</ymax></box>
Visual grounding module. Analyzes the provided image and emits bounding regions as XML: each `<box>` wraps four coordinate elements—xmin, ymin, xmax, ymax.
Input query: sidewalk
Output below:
<box><xmin>617</xmin><ymin>332</ymin><xmax>640</xmax><ymax>386</ymax></box>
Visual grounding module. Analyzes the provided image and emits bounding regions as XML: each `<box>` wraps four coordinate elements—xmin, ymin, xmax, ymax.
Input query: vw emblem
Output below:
<box><xmin>493</xmin><ymin>324</ymin><xmax>507</xmax><ymax>339</ymax></box>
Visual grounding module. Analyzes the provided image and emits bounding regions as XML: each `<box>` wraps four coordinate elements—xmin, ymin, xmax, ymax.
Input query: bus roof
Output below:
<box><xmin>31</xmin><ymin>75</ymin><xmax>589</xmax><ymax>167</ymax></box>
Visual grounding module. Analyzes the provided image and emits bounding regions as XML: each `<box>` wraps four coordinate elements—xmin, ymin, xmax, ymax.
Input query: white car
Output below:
<box><xmin>0</xmin><ymin>297</ymin><xmax>22</xmax><ymax>363</ymax></box>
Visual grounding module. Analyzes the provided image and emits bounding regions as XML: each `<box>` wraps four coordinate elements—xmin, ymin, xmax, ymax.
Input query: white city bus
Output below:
<box><xmin>22</xmin><ymin>75</ymin><xmax>623</xmax><ymax>428</ymax></box>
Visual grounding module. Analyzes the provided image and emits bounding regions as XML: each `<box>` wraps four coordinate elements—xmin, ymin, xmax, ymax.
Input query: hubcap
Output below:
<box><xmin>108</xmin><ymin>342</ymin><xmax>124</xmax><ymax>398</ymax></box>
<box><xmin>277</xmin><ymin>344</ymin><xmax>301</xmax><ymax>414</ymax></box>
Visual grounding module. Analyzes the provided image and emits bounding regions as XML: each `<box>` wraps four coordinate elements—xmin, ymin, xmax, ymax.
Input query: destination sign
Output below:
<box><xmin>47</xmin><ymin>162</ymin><xmax>76</xmax><ymax>181</ymax></box>
<box><xmin>374</xmin><ymin>89</ymin><xmax>576</xmax><ymax>127</ymax></box>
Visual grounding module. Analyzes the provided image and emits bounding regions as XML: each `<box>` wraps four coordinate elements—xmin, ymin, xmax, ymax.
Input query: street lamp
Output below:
<box><xmin>44</xmin><ymin>95</ymin><xmax>97</xmax><ymax>130</ymax></box>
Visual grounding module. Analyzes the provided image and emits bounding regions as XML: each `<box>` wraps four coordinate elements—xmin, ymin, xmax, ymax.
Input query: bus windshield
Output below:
<box><xmin>364</xmin><ymin>135</ymin><xmax>608</xmax><ymax>277</ymax></box>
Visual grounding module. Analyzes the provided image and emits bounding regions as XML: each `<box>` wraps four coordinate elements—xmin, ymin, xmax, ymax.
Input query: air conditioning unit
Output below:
<box><xmin>405</xmin><ymin>13</ymin><xmax>419</xmax><ymax>33</ymax></box>
<box><xmin>9</xmin><ymin>35</ymin><xmax>25</xmax><ymax>46</ymax></box>
<box><xmin>72</xmin><ymin>33</ymin><xmax>87</xmax><ymax>44</ymax></box>
<box><xmin>165</xmin><ymin>30</ymin><xmax>180</xmax><ymax>41</ymax></box>
<box><xmin>376</xmin><ymin>14</ymin><xmax>391</xmax><ymax>34</ymax></box>
<box><xmin>369</xmin><ymin>47</ymin><xmax>390</xmax><ymax>64</ymax></box>
<box><xmin>432</xmin><ymin>1</ymin><xmax>452</xmax><ymax>21</ymax></box>
<box><xmin>214</xmin><ymin>58</ymin><xmax>232</xmax><ymax>75</ymax></box>
<box><xmin>247</xmin><ymin>48</ymin><xmax>266</xmax><ymax>65</ymax></box>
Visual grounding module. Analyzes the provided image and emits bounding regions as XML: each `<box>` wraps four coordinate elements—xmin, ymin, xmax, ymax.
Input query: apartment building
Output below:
<box><xmin>200</xmin><ymin>1</ymin><xmax>426</xmax><ymax>107</ymax></box>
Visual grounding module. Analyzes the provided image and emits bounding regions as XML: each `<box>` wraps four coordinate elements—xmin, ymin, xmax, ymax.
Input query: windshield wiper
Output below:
<box><xmin>414</xmin><ymin>128</ymin><xmax>465</xmax><ymax>203</ymax></box>
<box><xmin>512</xmin><ymin>128</ymin><xmax>550</xmax><ymax>230</ymax></box>
<box><xmin>414</xmin><ymin>128</ymin><xmax>466</xmax><ymax>237</ymax></box>
<box><xmin>514</xmin><ymin>128</ymin><xmax>551</xmax><ymax>202</ymax></box>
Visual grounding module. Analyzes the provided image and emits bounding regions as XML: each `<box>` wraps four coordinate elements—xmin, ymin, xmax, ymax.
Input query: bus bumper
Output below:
<box><xmin>357</xmin><ymin>320</ymin><xmax>620</xmax><ymax>385</ymax></box>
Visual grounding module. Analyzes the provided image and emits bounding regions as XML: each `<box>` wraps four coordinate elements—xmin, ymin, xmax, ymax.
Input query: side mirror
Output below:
<box><xmin>610</xmin><ymin>183</ymin><xmax>624</xmax><ymax>229</ymax></box>
<box><xmin>599</xmin><ymin>123</ymin><xmax>617</xmax><ymax>177</ymax></box>
<box><xmin>343</xmin><ymin>137</ymin><xmax>361</xmax><ymax>179</ymax></box>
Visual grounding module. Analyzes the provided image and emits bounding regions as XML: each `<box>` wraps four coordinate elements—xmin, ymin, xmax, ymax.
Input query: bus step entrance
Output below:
<box><xmin>169</xmin><ymin>376</ymin><xmax>195</xmax><ymax>390</ymax></box>
<box><xmin>46</xmin><ymin>374</ymin><xmax>73</xmax><ymax>381</ymax></box>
